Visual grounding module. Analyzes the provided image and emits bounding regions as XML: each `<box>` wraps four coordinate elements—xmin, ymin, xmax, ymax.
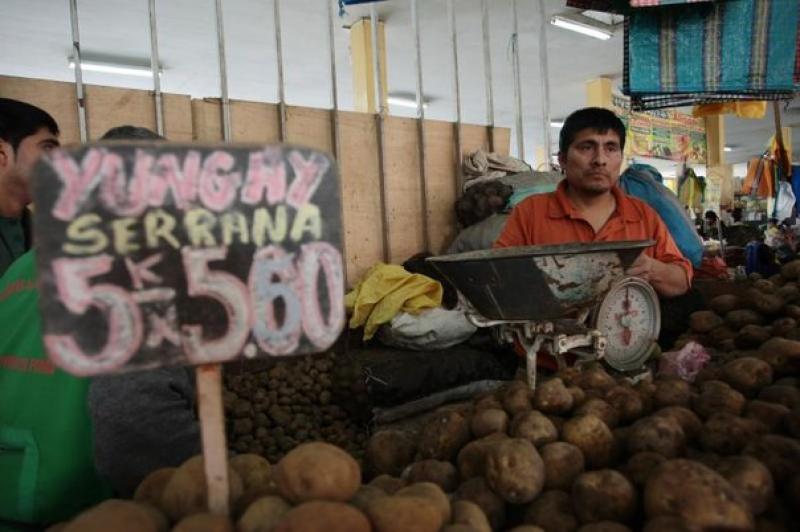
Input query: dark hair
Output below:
<box><xmin>704</xmin><ymin>210</ymin><xmax>718</xmax><ymax>221</ymax></box>
<box><xmin>0</xmin><ymin>98</ymin><xmax>59</xmax><ymax>152</ymax></box>
<box><xmin>559</xmin><ymin>107</ymin><xmax>626</xmax><ymax>154</ymax></box>
<box><xmin>100</xmin><ymin>125</ymin><xmax>164</xmax><ymax>141</ymax></box>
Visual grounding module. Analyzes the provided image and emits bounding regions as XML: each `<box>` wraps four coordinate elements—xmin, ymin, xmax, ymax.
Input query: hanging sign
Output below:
<box><xmin>32</xmin><ymin>143</ymin><xmax>345</xmax><ymax>376</ymax></box>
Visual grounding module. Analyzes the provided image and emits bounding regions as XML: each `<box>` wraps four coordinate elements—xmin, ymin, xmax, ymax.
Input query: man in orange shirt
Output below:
<box><xmin>495</xmin><ymin>107</ymin><xmax>692</xmax><ymax>297</ymax></box>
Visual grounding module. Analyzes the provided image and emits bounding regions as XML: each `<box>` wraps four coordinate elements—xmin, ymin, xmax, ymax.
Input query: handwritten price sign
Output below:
<box><xmin>32</xmin><ymin>144</ymin><xmax>345</xmax><ymax>376</ymax></box>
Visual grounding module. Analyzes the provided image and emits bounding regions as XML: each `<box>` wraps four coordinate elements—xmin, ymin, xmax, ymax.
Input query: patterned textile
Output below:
<box><xmin>565</xmin><ymin>0</ymin><xmax>628</xmax><ymax>13</ymax></box>
<box><xmin>624</xmin><ymin>0</ymin><xmax>799</xmax><ymax>111</ymax></box>
<box><xmin>631</xmin><ymin>0</ymin><xmax>712</xmax><ymax>6</ymax></box>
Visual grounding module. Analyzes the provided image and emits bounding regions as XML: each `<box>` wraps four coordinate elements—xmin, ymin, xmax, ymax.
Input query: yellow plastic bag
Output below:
<box><xmin>345</xmin><ymin>263</ymin><xmax>443</xmax><ymax>340</ymax></box>
<box><xmin>692</xmin><ymin>101</ymin><xmax>767</xmax><ymax>120</ymax></box>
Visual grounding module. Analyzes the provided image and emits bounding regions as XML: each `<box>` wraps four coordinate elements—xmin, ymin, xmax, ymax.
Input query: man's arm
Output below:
<box><xmin>626</xmin><ymin>253</ymin><xmax>690</xmax><ymax>297</ymax></box>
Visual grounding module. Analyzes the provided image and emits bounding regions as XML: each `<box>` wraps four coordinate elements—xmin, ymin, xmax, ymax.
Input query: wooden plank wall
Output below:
<box><xmin>0</xmin><ymin>75</ymin><xmax>509</xmax><ymax>286</ymax></box>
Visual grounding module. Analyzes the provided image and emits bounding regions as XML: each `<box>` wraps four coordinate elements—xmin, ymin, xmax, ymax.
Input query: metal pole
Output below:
<box><xmin>148</xmin><ymin>0</ymin><xmax>164</xmax><ymax>136</ymax></box>
<box><xmin>537</xmin><ymin>0</ymin><xmax>552</xmax><ymax>167</ymax></box>
<box><xmin>411</xmin><ymin>0</ymin><xmax>431</xmax><ymax>252</ymax></box>
<box><xmin>481</xmin><ymin>0</ymin><xmax>495</xmax><ymax>151</ymax></box>
<box><xmin>214</xmin><ymin>0</ymin><xmax>232</xmax><ymax>141</ymax></box>
<box><xmin>370</xmin><ymin>6</ymin><xmax>390</xmax><ymax>262</ymax></box>
<box><xmin>68</xmin><ymin>0</ymin><xmax>88</xmax><ymax>142</ymax></box>
<box><xmin>511</xmin><ymin>0</ymin><xmax>524</xmax><ymax>160</ymax></box>
<box><xmin>449</xmin><ymin>0</ymin><xmax>463</xmax><ymax>193</ymax></box>
<box><xmin>274</xmin><ymin>0</ymin><xmax>287</xmax><ymax>141</ymax></box>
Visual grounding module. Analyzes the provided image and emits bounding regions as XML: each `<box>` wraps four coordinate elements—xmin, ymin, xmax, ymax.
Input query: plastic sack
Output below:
<box><xmin>658</xmin><ymin>341</ymin><xmax>710</xmax><ymax>382</ymax></box>
<box><xmin>377</xmin><ymin>307</ymin><xmax>477</xmax><ymax>351</ymax></box>
<box><xmin>620</xmin><ymin>164</ymin><xmax>704</xmax><ymax>267</ymax></box>
<box><xmin>446</xmin><ymin>213</ymin><xmax>509</xmax><ymax>254</ymax></box>
<box><xmin>775</xmin><ymin>181</ymin><xmax>796</xmax><ymax>222</ymax></box>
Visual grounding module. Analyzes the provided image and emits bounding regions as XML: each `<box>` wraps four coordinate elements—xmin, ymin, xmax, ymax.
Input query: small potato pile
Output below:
<box><xmin>223</xmin><ymin>353</ymin><xmax>368</xmax><ymax>465</ymax></box>
<box><xmin>454</xmin><ymin>181</ymin><xmax>513</xmax><ymax>227</ymax></box>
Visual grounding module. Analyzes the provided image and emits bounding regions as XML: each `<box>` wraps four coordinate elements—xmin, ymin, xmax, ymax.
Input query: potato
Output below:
<box><xmin>523</xmin><ymin>490</ymin><xmax>578</xmax><ymax>532</ymax></box>
<box><xmin>771</xmin><ymin>317</ymin><xmax>797</xmax><ymax>337</ymax></box>
<box><xmin>484</xmin><ymin>438</ymin><xmax>545</xmax><ymax>504</ymax></box>
<box><xmin>787</xmin><ymin>407</ymin><xmax>800</xmax><ymax>438</ymax></box>
<box><xmin>726</xmin><ymin>309</ymin><xmax>764</xmax><ymax>329</ymax></box>
<box><xmin>693</xmin><ymin>380</ymin><xmax>746</xmax><ymax>419</ymax></box>
<box><xmin>366</xmin><ymin>429</ymin><xmax>417</xmax><ymax>477</ymax></box>
<box><xmin>275</xmin><ymin>442</ymin><xmax>360</xmax><ymax>503</ymax></box>
<box><xmin>541</xmin><ymin>442</ymin><xmax>585</xmax><ymax>491</ymax></box>
<box><xmin>744</xmin><ymin>434</ymin><xmax>800</xmax><ymax>484</ymax></box>
<box><xmin>572</xmin><ymin>470</ymin><xmax>636</xmax><ymax>524</ymax></box>
<box><xmin>745</xmin><ymin>400</ymin><xmax>791</xmax><ymax>432</ymax></box>
<box><xmin>720</xmin><ymin>357</ymin><xmax>774</xmax><ymax>396</ymax></box>
<box><xmin>735</xmin><ymin>325</ymin><xmax>772</xmax><ymax>349</ymax></box>
<box><xmin>567</xmin><ymin>386</ymin><xmax>586</xmax><ymax>407</ymax></box>
<box><xmin>758</xmin><ymin>337</ymin><xmax>800</xmax><ymax>375</ymax></box>
<box><xmin>369</xmin><ymin>475</ymin><xmax>405</xmax><ymax>494</ymax></box>
<box><xmin>63</xmin><ymin>500</ymin><xmax>168</xmax><ymax>532</ymax></box>
<box><xmin>417</xmin><ymin>411</ymin><xmax>470</xmax><ymax>461</ymax></box>
<box><xmin>230</xmin><ymin>454</ymin><xmax>274</xmax><ymax>498</ymax></box>
<box><xmin>455</xmin><ymin>477</ymin><xmax>506</xmax><ymax>531</ymax></box>
<box><xmin>510</xmin><ymin>411</ymin><xmax>558</xmax><ymax>447</ymax></box>
<box><xmin>576</xmin><ymin>523</ymin><xmax>631</xmax><ymax>532</ymax></box>
<box><xmin>161</xmin><ymin>456</ymin><xmax>244</xmax><ymax>522</ymax></box>
<box><xmin>562</xmin><ymin>415</ymin><xmax>615</xmax><ymax>469</ymax></box>
<box><xmin>503</xmin><ymin>383</ymin><xmax>533</xmax><ymax>415</ymax></box>
<box><xmin>456</xmin><ymin>433</ymin><xmax>507</xmax><ymax>481</ymax></box>
<box><xmin>173</xmin><ymin>514</ymin><xmax>233</xmax><ymax>532</ymax></box>
<box><xmin>644</xmin><ymin>459</ymin><xmax>753</xmax><ymax>530</ymax></box>
<box><xmin>395</xmin><ymin>481</ymin><xmax>451</xmax><ymax>524</ymax></box>
<box><xmin>349</xmin><ymin>485</ymin><xmax>387</xmax><ymax>513</ymax></box>
<box><xmin>133</xmin><ymin>467</ymin><xmax>175</xmax><ymax>511</ymax></box>
<box><xmin>470</xmin><ymin>408</ymin><xmax>508</xmax><ymax>438</ymax></box>
<box><xmin>622</xmin><ymin>452</ymin><xmax>666</xmax><ymax>487</ymax></box>
<box><xmin>700</xmin><ymin>413</ymin><xmax>764</xmax><ymax>455</ymax></box>
<box><xmin>546</xmin><ymin>415</ymin><xmax>565</xmax><ymax>435</ymax></box>
<box><xmin>635</xmin><ymin>380</ymin><xmax>656</xmax><ymax>414</ymax></box>
<box><xmin>627</xmin><ymin>415</ymin><xmax>685</xmax><ymax>458</ymax></box>
<box><xmin>441</xmin><ymin>526</ymin><xmax>477</xmax><ymax>532</ymax></box>
<box><xmin>710</xmin><ymin>294</ymin><xmax>740</xmax><ymax>315</ymax></box>
<box><xmin>652</xmin><ymin>379</ymin><xmax>691</xmax><ymax>409</ymax></box>
<box><xmin>276</xmin><ymin>501</ymin><xmax>370</xmax><ymax>532</ymax></box>
<box><xmin>716</xmin><ymin>456</ymin><xmax>774</xmax><ymax>515</ymax></box>
<box><xmin>574</xmin><ymin>398</ymin><xmax>619</xmax><ymax>429</ymax></box>
<box><xmin>575</xmin><ymin>366</ymin><xmax>616</xmax><ymax>391</ymax></box>
<box><xmin>747</xmin><ymin>289</ymin><xmax>784</xmax><ymax>316</ymax></box>
<box><xmin>237</xmin><ymin>496</ymin><xmax>291</xmax><ymax>532</ymax></box>
<box><xmin>689</xmin><ymin>310</ymin><xmax>723</xmax><ymax>333</ymax></box>
<box><xmin>652</xmin><ymin>407</ymin><xmax>702</xmax><ymax>441</ymax></box>
<box><xmin>451</xmin><ymin>500</ymin><xmax>491</xmax><ymax>532</ymax></box>
<box><xmin>784</xmin><ymin>304</ymin><xmax>800</xmax><ymax>320</ymax></box>
<box><xmin>642</xmin><ymin>516</ymin><xmax>692</xmax><ymax>532</ymax></box>
<box><xmin>759</xmin><ymin>385</ymin><xmax>800</xmax><ymax>412</ymax></box>
<box><xmin>474</xmin><ymin>394</ymin><xmax>504</xmax><ymax>411</ymax></box>
<box><xmin>509</xmin><ymin>527</ymin><xmax>546</xmax><ymax>532</ymax></box>
<box><xmin>533</xmin><ymin>378</ymin><xmax>574</xmax><ymax>415</ymax></box>
<box><xmin>402</xmin><ymin>460</ymin><xmax>458</xmax><ymax>492</ymax></box>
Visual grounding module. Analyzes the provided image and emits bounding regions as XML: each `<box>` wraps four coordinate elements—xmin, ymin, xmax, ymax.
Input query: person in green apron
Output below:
<box><xmin>0</xmin><ymin>99</ymin><xmax>60</xmax><ymax>277</ymax></box>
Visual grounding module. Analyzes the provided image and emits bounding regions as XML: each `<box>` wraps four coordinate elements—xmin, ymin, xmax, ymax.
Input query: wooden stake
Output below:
<box><xmin>196</xmin><ymin>363</ymin><xmax>230</xmax><ymax>516</ymax></box>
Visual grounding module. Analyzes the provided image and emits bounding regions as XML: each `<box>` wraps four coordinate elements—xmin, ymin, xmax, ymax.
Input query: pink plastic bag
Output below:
<box><xmin>658</xmin><ymin>341</ymin><xmax>710</xmax><ymax>382</ymax></box>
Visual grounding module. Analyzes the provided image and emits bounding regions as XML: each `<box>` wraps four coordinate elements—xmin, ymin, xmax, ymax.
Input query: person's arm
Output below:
<box><xmin>626</xmin><ymin>253</ymin><xmax>690</xmax><ymax>297</ymax></box>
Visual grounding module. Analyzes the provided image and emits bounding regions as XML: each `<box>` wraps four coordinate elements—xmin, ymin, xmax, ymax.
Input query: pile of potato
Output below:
<box><xmin>454</xmin><ymin>181</ymin><xmax>513</xmax><ymax>227</ymax></box>
<box><xmin>223</xmin><ymin>353</ymin><xmax>368</xmax><ymax>465</ymax></box>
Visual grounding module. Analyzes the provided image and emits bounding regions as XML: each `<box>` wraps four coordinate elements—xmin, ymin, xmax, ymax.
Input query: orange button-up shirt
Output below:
<box><xmin>494</xmin><ymin>181</ymin><xmax>693</xmax><ymax>284</ymax></box>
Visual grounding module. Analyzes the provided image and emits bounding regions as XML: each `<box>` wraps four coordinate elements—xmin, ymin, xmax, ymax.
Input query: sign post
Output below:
<box><xmin>32</xmin><ymin>143</ymin><xmax>346</xmax><ymax>516</ymax></box>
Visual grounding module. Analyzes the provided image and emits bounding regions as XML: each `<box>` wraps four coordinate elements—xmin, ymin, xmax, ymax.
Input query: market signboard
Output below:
<box><xmin>32</xmin><ymin>143</ymin><xmax>345</xmax><ymax>376</ymax></box>
<box><xmin>613</xmin><ymin>94</ymin><xmax>707</xmax><ymax>164</ymax></box>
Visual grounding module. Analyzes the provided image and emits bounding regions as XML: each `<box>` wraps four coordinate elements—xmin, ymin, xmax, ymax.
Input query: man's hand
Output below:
<box><xmin>626</xmin><ymin>253</ymin><xmax>690</xmax><ymax>297</ymax></box>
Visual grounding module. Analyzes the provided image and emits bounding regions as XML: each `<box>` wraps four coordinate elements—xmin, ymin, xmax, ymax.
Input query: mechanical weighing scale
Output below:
<box><xmin>427</xmin><ymin>240</ymin><xmax>661</xmax><ymax>389</ymax></box>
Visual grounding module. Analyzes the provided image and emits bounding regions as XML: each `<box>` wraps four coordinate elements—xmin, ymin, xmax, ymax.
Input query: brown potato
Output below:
<box><xmin>470</xmin><ymin>408</ymin><xmax>509</xmax><ymax>438</ymax></box>
<box><xmin>635</xmin><ymin>380</ymin><xmax>656</xmax><ymax>414</ymax></box>
<box><xmin>541</xmin><ymin>442</ymin><xmax>585</xmax><ymax>491</ymax></box>
<box><xmin>574</xmin><ymin>398</ymin><xmax>619</xmax><ymax>429</ymax></box>
<box><xmin>366</xmin><ymin>429</ymin><xmax>417</xmax><ymax>477</ymax></box>
<box><xmin>771</xmin><ymin>317</ymin><xmax>798</xmax><ymax>337</ymax></box>
<box><xmin>575</xmin><ymin>366</ymin><xmax>616</xmax><ymax>391</ymax></box>
<box><xmin>523</xmin><ymin>490</ymin><xmax>578</xmax><ymax>532</ymax></box>
<box><xmin>567</xmin><ymin>386</ymin><xmax>586</xmax><ymax>407</ymax></box>
<box><xmin>502</xmin><ymin>383</ymin><xmax>533</xmax><ymax>415</ymax></box>
<box><xmin>396</xmin><ymin>482</ymin><xmax>452</xmax><ymax>524</ymax></box>
<box><xmin>237</xmin><ymin>496</ymin><xmax>292</xmax><ymax>532</ymax></box>
<box><xmin>627</xmin><ymin>416</ymin><xmax>685</xmax><ymax>458</ymax></box>
<box><xmin>508</xmin><ymin>527</ymin><xmax>546</xmax><ymax>532</ymax></box>
<box><xmin>604</xmin><ymin>386</ymin><xmax>644</xmax><ymax>424</ymax></box>
<box><xmin>652</xmin><ymin>407</ymin><xmax>703</xmax><ymax>441</ymax></box>
<box><xmin>484</xmin><ymin>438</ymin><xmax>545</xmax><ymax>504</ymax></box>
<box><xmin>716</xmin><ymin>456</ymin><xmax>774</xmax><ymax>516</ymax></box>
<box><xmin>368</xmin><ymin>475</ymin><xmax>405</xmax><ymax>494</ymax></box>
<box><xmin>642</xmin><ymin>516</ymin><xmax>692</xmax><ymax>532</ymax></box>
<box><xmin>455</xmin><ymin>477</ymin><xmax>506</xmax><ymax>531</ymax></box>
<box><xmin>161</xmin><ymin>456</ymin><xmax>244</xmax><ymax>522</ymax></box>
<box><xmin>700</xmin><ymin>413</ymin><xmax>764</xmax><ymax>455</ymax></box>
<box><xmin>474</xmin><ymin>394</ymin><xmax>504</xmax><ymax>411</ymax></box>
<box><xmin>451</xmin><ymin>500</ymin><xmax>492</xmax><ymax>532</ymax></box>
<box><xmin>725</xmin><ymin>309</ymin><xmax>764</xmax><ymax>329</ymax></box>
<box><xmin>744</xmin><ymin>400</ymin><xmax>790</xmax><ymax>432</ymax></box>
<box><xmin>572</xmin><ymin>470</ymin><xmax>636</xmax><ymax>524</ymax></box>
<box><xmin>780</xmin><ymin>259</ymin><xmax>800</xmax><ymax>280</ymax></box>
<box><xmin>275</xmin><ymin>442</ymin><xmax>360</xmax><ymax>503</ymax></box>
<box><xmin>63</xmin><ymin>500</ymin><xmax>168</xmax><ymax>532</ymax></box>
<box><xmin>652</xmin><ymin>378</ymin><xmax>691</xmax><ymax>409</ymax></box>
<box><xmin>787</xmin><ymin>407</ymin><xmax>800</xmax><ymax>438</ymax></box>
<box><xmin>785</xmin><ymin>304</ymin><xmax>800</xmax><ymax>320</ymax></box>
<box><xmin>644</xmin><ymin>459</ymin><xmax>753</xmax><ymax>531</ymax></box>
<box><xmin>710</xmin><ymin>294</ymin><xmax>740</xmax><ymax>315</ymax></box>
<box><xmin>417</xmin><ymin>411</ymin><xmax>470</xmax><ymax>461</ymax></box>
<box><xmin>510</xmin><ymin>411</ymin><xmax>558</xmax><ymax>447</ymax></box>
<box><xmin>744</xmin><ymin>434</ymin><xmax>800</xmax><ymax>484</ymax></box>
<box><xmin>693</xmin><ymin>380</ymin><xmax>746</xmax><ymax>419</ymax></box>
<box><xmin>276</xmin><ymin>501</ymin><xmax>370</xmax><ymax>532</ymax></box>
<box><xmin>402</xmin><ymin>460</ymin><xmax>458</xmax><ymax>492</ymax></box>
<box><xmin>562</xmin><ymin>415</ymin><xmax>615</xmax><ymax>469</ymax></box>
<box><xmin>533</xmin><ymin>378</ymin><xmax>574</xmax><ymax>415</ymax></box>
<box><xmin>734</xmin><ymin>325</ymin><xmax>772</xmax><ymax>349</ymax></box>
<box><xmin>230</xmin><ymin>454</ymin><xmax>274</xmax><ymax>499</ymax></box>
<box><xmin>747</xmin><ymin>289</ymin><xmax>784</xmax><ymax>316</ymax></box>
<box><xmin>456</xmin><ymin>434</ymin><xmax>507</xmax><ymax>481</ymax></box>
<box><xmin>622</xmin><ymin>452</ymin><xmax>666</xmax><ymax>487</ymax></box>
<box><xmin>173</xmin><ymin>513</ymin><xmax>233</xmax><ymax>532</ymax></box>
<box><xmin>757</xmin><ymin>337</ymin><xmax>800</xmax><ymax>376</ymax></box>
<box><xmin>758</xmin><ymin>385</ymin><xmax>800</xmax><ymax>409</ymax></box>
<box><xmin>133</xmin><ymin>467</ymin><xmax>175</xmax><ymax>511</ymax></box>
<box><xmin>577</xmin><ymin>523</ymin><xmax>631</xmax><ymax>532</ymax></box>
<box><xmin>689</xmin><ymin>310</ymin><xmax>723</xmax><ymax>333</ymax></box>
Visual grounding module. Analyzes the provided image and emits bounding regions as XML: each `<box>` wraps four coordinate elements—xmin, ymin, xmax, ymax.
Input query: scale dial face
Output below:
<box><xmin>592</xmin><ymin>277</ymin><xmax>661</xmax><ymax>371</ymax></box>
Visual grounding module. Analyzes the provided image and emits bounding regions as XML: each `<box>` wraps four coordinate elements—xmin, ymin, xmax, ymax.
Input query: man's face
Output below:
<box><xmin>0</xmin><ymin>127</ymin><xmax>60</xmax><ymax>217</ymax></box>
<box><xmin>558</xmin><ymin>128</ymin><xmax>623</xmax><ymax>196</ymax></box>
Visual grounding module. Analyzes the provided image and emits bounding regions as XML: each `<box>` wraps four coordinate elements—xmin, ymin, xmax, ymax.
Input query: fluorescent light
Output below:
<box><xmin>550</xmin><ymin>15</ymin><xmax>612</xmax><ymax>40</ymax></box>
<box><xmin>68</xmin><ymin>58</ymin><xmax>160</xmax><ymax>78</ymax></box>
<box><xmin>723</xmin><ymin>146</ymin><xmax>733</xmax><ymax>152</ymax></box>
<box><xmin>387</xmin><ymin>96</ymin><xmax>428</xmax><ymax>109</ymax></box>
<box><xmin>550</xmin><ymin>120</ymin><xmax>565</xmax><ymax>128</ymax></box>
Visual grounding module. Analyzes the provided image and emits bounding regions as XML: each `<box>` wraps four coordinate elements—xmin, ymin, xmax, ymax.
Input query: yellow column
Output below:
<box><xmin>586</xmin><ymin>78</ymin><xmax>613</xmax><ymax>109</ymax></box>
<box><xmin>705</xmin><ymin>115</ymin><xmax>725</xmax><ymax>167</ymax></box>
<box><xmin>350</xmin><ymin>18</ymin><xmax>388</xmax><ymax>114</ymax></box>
<box><xmin>782</xmin><ymin>126</ymin><xmax>792</xmax><ymax>164</ymax></box>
